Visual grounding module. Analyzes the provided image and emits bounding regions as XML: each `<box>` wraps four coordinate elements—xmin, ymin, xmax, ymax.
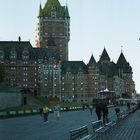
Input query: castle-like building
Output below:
<box><xmin>0</xmin><ymin>0</ymin><xmax>135</xmax><ymax>103</ymax></box>
<box><xmin>36</xmin><ymin>0</ymin><xmax>70</xmax><ymax>61</ymax></box>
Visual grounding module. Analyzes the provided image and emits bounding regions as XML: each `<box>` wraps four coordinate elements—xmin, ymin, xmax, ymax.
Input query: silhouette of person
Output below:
<box><xmin>102</xmin><ymin>102</ymin><xmax>108</xmax><ymax>124</ymax></box>
<box><xmin>95</xmin><ymin>102</ymin><xmax>102</xmax><ymax>120</ymax></box>
<box><xmin>127</xmin><ymin>102</ymin><xmax>130</xmax><ymax>112</ymax></box>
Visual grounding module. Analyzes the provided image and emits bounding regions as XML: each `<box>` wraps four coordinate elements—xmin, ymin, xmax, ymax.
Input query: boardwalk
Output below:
<box><xmin>0</xmin><ymin>107</ymin><xmax>118</xmax><ymax>140</ymax></box>
<box><xmin>110</xmin><ymin>109</ymin><xmax>140</xmax><ymax>140</ymax></box>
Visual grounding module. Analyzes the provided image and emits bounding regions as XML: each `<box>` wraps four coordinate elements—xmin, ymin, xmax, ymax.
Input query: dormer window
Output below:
<box><xmin>51</xmin><ymin>6</ymin><xmax>56</xmax><ymax>18</ymax></box>
<box><xmin>22</xmin><ymin>48</ymin><xmax>29</xmax><ymax>60</ymax></box>
<box><xmin>10</xmin><ymin>48</ymin><xmax>17</xmax><ymax>60</ymax></box>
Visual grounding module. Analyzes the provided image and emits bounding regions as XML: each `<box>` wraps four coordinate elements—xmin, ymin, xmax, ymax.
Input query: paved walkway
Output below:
<box><xmin>0</xmin><ymin>107</ymin><xmax>119</xmax><ymax>140</ymax></box>
<box><xmin>110</xmin><ymin>109</ymin><xmax>140</xmax><ymax>140</ymax></box>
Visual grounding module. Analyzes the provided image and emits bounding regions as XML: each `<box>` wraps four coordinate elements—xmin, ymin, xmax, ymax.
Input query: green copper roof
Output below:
<box><xmin>39</xmin><ymin>0</ymin><xmax>70</xmax><ymax>18</ymax></box>
<box><xmin>61</xmin><ymin>61</ymin><xmax>88</xmax><ymax>74</ymax></box>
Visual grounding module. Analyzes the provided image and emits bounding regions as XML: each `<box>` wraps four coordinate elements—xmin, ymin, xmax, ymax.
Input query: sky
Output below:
<box><xmin>0</xmin><ymin>0</ymin><xmax>140</xmax><ymax>93</ymax></box>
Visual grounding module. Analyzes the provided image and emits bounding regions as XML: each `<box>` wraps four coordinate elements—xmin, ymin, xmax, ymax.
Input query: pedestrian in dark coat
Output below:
<box><xmin>102</xmin><ymin>102</ymin><xmax>108</xmax><ymax>124</ymax></box>
<box><xmin>95</xmin><ymin>102</ymin><xmax>102</xmax><ymax>120</ymax></box>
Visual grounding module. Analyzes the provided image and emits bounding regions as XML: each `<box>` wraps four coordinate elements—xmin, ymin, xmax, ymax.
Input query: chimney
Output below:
<box><xmin>18</xmin><ymin>36</ymin><xmax>21</xmax><ymax>42</ymax></box>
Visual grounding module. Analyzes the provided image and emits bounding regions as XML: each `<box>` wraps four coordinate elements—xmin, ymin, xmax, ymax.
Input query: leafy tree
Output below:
<box><xmin>0</xmin><ymin>61</ymin><xmax>5</xmax><ymax>83</ymax></box>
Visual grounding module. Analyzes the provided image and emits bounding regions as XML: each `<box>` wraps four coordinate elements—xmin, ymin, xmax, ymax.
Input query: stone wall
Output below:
<box><xmin>0</xmin><ymin>92</ymin><xmax>22</xmax><ymax>109</ymax></box>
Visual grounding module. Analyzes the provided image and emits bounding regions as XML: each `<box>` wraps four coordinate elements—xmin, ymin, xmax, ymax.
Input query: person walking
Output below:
<box><xmin>102</xmin><ymin>102</ymin><xmax>108</xmax><ymax>125</ymax></box>
<box><xmin>127</xmin><ymin>102</ymin><xmax>130</xmax><ymax>112</ymax></box>
<box><xmin>53</xmin><ymin>103</ymin><xmax>61</xmax><ymax>121</ymax></box>
<box><xmin>42</xmin><ymin>106</ymin><xmax>49</xmax><ymax>124</ymax></box>
<box><xmin>95</xmin><ymin>102</ymin><xmax>102</xmax><ymax>120</ymax></box>
<box><xmin>89</xmin><ymin>104</ymin><xmax>93</xmax><ymax>115</ymax></box>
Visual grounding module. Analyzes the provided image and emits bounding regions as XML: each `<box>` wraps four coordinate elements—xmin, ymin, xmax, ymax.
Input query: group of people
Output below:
<box><xmin>84</xmin><ymin>102</ymin><xmax>109</xmax><ymax>124</ymax></box>
<box><xmin>40</xmin><ymin>103</ymin><xmax>61</xmax><ymax>124</ymax></box>
<box><xmin>40</xmin><ymin>101</ymin><xmax>109</xmax><ymax>125</ymax></box>
<box><xmin>95</xmin><ymin>102</ymin><xmax>109</xmax><ymax>124</ymax></box>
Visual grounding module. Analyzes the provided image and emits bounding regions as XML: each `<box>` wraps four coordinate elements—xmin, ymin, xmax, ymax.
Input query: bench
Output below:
<box><xmin>91</xmin><ymin>120</ymin><xmax>115</xmax><ymax>140</ymax></box>
<box><xmin>70</xmin><ymin>125</ymin><xmax>90</xmax><ymax>140</ymax></box>
<box><xmin>91</xmin><ymin>120</ymin><xmax>103</xmax><ymax>133</ymax></box>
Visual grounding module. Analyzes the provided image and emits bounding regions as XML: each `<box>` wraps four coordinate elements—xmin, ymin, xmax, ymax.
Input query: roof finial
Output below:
<box><xmin>121</xmin><ymin>46</ymin><xmax>123</xmax><ymax>53</ymax></box>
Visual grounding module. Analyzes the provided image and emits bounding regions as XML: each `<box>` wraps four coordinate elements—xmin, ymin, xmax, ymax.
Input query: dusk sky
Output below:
<box><xmin>0</xmin><ymin>0</ymin><xmax>140</xmax><ymax>93</ymax></box>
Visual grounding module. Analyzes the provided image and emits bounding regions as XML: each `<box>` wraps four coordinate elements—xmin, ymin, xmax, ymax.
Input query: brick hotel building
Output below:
<box><xmin>0</xmin><ymin>0</ymin><xmax>135</xmax><ymax>103</ymax></box>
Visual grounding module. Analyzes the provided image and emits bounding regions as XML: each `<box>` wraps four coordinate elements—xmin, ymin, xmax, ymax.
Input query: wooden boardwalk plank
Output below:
<box><xmin>110</xmin><ymin>110</ymin><xmax>140</xmax><ymax>140</ymax></box>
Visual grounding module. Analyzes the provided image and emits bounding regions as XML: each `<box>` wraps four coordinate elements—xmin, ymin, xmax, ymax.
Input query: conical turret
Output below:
<box><xmin>99</xmin><ymin>48</ymin><xmax>110</xmax><ymax>64</ymax></box>
<box><xmin>87</xmin><ymin>54</ymin><xmax>96</xmax><ymax>66</ymax></box>
<box><xmin>117</xmin><ymin>52</ymin><xmax>132</xmax><ymax>73</ymax></box>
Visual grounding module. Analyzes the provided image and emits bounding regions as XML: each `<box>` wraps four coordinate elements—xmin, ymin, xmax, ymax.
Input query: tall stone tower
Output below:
<box><xmin>36</xmin><ymin>0</ymin><xmax>70</xmax><ymax>61</ymax></box>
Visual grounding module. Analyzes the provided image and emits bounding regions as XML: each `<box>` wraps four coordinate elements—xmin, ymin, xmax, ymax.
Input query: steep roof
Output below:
<box><xmin>0</xmin><ymin>41</ymin><xmax>55</xmax><ymax>60</ymax></box>
<box><xmin>99</xmin><ymin>61</ymin><xmax>117</xmax><ymax>76</ymax></box>
<box><xmin>99</xmin><ymin>48</ymin><xmax>110</xmax><ymax>63</ymax></box>
<box><xmin>61</xmin><ymin>61</ymin><xmax>88</xmax><ymax>74</ymax></box>
<box><xmin>33</xmin><ymin>48</ymin><xmax>54</xmax><ymax>59</ymax></box>
<box><xmin>0</xmin><ymin>41</ymin><xmax>34</xmax><ymax>59</ymax></box>
<box><xmin>39</xmin><ymin>0</ymin><xmax>69</xmax><ymax>18</ymax></box>
<box><xmin>45</xmin><ymin>0</ymin><xmax>61</xmax><ymax>8</ymax></box>
<box><xmin>117</xmin><ymin>52</ymin><xmax>128</xmax><ymax>67</ymax></box>
<box><xmin>87</xmin><ymin>54</ymin><xmax>96</xmax><ymax>66</ymax></box>
<box><xmin>117</xmin><ymin>52</ymin><xmax>132</xmax><ymax>73</ymax></box>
